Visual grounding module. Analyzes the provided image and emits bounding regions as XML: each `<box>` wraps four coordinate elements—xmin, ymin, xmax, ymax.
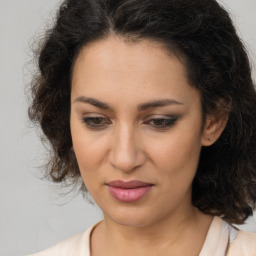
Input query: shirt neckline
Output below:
<box><xmin>199</xmin><ymin>216</ymin><xmax>231</xmax><ymax>256</ymax></box>
<box><xmin>87</xmin><ymin>216</ymin><xmax>231</xmax><ymax>256</ymax></box>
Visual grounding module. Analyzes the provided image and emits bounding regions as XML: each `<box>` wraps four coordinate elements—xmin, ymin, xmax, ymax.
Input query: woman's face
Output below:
<box><xmin>70</xmin><ymin>36</ymin><xmax>206</xmax><ymax>227</ymax></box>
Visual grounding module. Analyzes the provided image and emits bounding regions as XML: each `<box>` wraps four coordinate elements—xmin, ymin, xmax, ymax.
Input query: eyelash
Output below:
<box><xmin>144</xmin><ymin>117</ymin><xmax>178</xmax><ymax>129</ymax></box>
<box><xmin>82</xmin><ymin>116</ymin><xmax>178</xmax><ymax>130</ymax></box>
<box><xmin>82</xmin><ymin>117</ymin><xmax>111</xmax><ymax>129</ymax></box>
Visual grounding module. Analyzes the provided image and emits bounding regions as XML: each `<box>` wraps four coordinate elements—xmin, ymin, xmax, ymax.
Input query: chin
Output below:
<box><xmin>104</xmin><ymin>206</ymin><xmax>159</xmax><ymax>228</ymax></box>
<box><xmin>113</xmin><ymin>216</ymin><xmax>152</xmax><ymax>228</ymax></box>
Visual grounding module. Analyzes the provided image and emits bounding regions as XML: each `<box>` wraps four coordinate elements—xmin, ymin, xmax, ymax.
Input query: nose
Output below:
<box><xmin>109</xmin><ymin>124</ymin><xmax>146</xmax><ymax>172</ymax></box>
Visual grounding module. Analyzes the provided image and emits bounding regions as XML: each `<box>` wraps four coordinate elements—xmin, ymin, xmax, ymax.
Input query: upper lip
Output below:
<box><xmin>106</xmin><ymin>180</ymin><xmax>153</xmax><ymax>189</ymax></box>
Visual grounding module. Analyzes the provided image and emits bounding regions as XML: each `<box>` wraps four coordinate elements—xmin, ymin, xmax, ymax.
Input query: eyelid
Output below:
<box><xmin>81</xmin><ymin>115</ymin><xmax>112</xmax><ymax>129</ymax></box>
<box><xmin>143</xmin><ymin>114</ymin><xmax>178</xmax><ymax>120</ymax></box>
<box><xmin>80</xmin><ymin>113</ymin><xmax>178</xmax><ymax>130</ymax></box>
<box><xmin>81</xmin><ymin>112</ymin><xmax>106</xmax><ymax>117</ymax></box>
<box><xmin>143</xmin><ymin>115</ymin><xmax>178</xmax><ymax>129</ymax></box>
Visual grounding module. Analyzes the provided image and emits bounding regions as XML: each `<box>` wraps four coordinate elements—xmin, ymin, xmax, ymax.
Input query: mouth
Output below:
<box><xmin>106</xmin><ymin>180</ymin><xmax>154</xmax><ymax>203</ymax></box>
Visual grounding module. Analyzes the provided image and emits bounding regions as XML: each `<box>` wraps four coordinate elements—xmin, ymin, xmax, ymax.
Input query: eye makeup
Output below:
<box><xmin>82</xmin><ymin>116</ymin><xmax>111</xmax><ymax>129</ymax></box>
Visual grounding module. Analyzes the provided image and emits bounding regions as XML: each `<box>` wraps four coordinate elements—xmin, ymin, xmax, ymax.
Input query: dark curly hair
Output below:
<box><xmin>29</xmin><ymin>0</ymin><xmax>256</xmax><ymax>224</ymax></box>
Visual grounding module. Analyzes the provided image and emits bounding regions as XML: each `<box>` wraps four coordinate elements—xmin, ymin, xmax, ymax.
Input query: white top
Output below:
<box><xmin>28</xmin><ymin>216</ymin><xmax>256</xmax><ymax>256</ymax></box>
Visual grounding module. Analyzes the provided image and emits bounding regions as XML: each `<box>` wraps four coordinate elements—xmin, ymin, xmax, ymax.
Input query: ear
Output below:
<box><xmin>201</xmin><ymin>105</ymin><xmax>230</xmax><ymax>146</ymax></box>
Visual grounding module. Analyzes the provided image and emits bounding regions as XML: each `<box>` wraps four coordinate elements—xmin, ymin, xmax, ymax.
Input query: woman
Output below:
<box><xmin>28</xmin><ymin>0</ymin><xmax>256</xmax><ymax>255</ymax></box>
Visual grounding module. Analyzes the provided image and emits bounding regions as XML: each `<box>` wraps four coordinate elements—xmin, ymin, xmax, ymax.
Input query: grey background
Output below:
<box><xmin>0</xmin><ymin>0</ymin><xmax>255</xmax><ymax>255</ymax></box>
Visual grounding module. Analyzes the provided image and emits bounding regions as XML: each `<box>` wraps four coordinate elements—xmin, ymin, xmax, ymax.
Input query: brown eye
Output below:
<box><xmin>145</xmin><ymin>116</ymin><xmax>178</xmax><ymax>129</ymax></box>
<box><xmin>82</xmin><ymin>117</ymin><xmax>111</xmax><ymax>129</ymax></box>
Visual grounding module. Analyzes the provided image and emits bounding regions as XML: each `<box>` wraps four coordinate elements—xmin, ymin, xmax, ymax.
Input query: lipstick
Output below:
<box><xmin>106</xmin><ymin>180</ymin><xmax>153</xmax><ymax>203</ymax></box>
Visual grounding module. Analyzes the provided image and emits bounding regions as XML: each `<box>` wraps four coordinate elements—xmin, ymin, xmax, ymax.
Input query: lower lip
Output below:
<box><xmin>107</xmin><ymin>185</ymin><xmax>153</xmax><ymax>203</ymax></box>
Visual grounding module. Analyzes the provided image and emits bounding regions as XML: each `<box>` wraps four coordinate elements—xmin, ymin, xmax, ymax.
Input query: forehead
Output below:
<box><xmin>72</xmin><ymin>36</ymin><xmax>186</xmax><ymax>80</ymax></box>
<box><xmin>71</xmin><ymin>36</ymin><xmax>199</xmax><ymax>107</ymax></box>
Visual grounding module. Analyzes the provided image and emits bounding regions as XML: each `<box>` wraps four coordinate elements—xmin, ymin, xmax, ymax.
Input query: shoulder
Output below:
<box><xmin>26</xmin><ymin>225</ymin><xmax>95</xmax><ymax>256</ymax></box>
<box><xmin>228</xmin><ymin>230</ymin><xmax>256</xmax><ymax>256</ymax></box>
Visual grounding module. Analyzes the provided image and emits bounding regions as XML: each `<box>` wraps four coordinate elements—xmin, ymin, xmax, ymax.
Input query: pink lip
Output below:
<box><xmin>106</xmin><ymin>180</ymin><xmax>153</xmax><ymax>203</ymax></box>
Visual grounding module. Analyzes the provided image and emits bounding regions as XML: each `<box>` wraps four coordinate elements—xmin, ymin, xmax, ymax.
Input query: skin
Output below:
<box><xmin>70</xmin><ymin>36</ymin><xmax>227</xmax><ymax>256</ymax></box>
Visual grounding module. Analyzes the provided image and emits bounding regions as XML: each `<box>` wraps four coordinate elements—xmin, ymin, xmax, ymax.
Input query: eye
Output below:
<box><xmin>82</xmin><ymin>116</ymin><xmax>111</xmax><ymax>129</ymax></box>
<box><xmin>144</xmin><ymin>116</ymin><xmax>178</xmax><ymax>129</ymax></box>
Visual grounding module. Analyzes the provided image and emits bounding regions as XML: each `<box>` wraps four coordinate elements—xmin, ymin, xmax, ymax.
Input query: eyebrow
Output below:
<box><xmin>74</xmin><ymin>96</ymin><xmax>183</xmax><ymax>110</ymax></box>
<box><xmin>138</xmin><ymin>99</ymin><xmax>183</xmax><ymax>111</ymax></box>
<box><xmin>74</xmin><ymin>96</ymin><xmax>112</xmax><ymax>110</ymax></box>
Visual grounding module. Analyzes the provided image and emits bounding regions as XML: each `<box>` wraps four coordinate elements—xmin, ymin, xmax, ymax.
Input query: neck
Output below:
<box><xmin>91</xmin><ymin>206</ymin><xmax>213</xmax><ymax>256</ymax></box>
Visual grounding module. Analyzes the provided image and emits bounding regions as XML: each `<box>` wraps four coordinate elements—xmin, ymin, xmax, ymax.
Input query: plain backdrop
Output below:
<box><xmin>0</xmin><ymin>0</ymin><xmax>255</xmax><ymax>255</ymax></box>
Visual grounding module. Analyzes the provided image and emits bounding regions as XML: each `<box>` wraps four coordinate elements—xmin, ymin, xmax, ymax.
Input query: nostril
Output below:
<box><xmin>110</xmin><ymin>161</ymin><xmax>138</xmax><ymax>172</ymax></box>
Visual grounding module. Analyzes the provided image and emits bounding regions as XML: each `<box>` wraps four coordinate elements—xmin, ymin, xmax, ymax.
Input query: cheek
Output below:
<box><xmin>148</xmin><ymin>134</ymin><xmax>202</xmax><ymax>206</ymax></box>
<box><xmin>70</xmin><ymin>118</ymin><xmax>105</xmax><ymax>182</ymax></box>
<box><xmin>149</xmin><ymin>128</ymin><xmax>202</xmax><ymax>181</ymax></box>
<box><xmin>73</xmin><ymin>140</ymin><xmax>104</xmax><ymax>192</ymax></box>
<box><xmin>73</xmin><ymin>137</ymin><xmax>105</xmax><ymax>166</ymax></box>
